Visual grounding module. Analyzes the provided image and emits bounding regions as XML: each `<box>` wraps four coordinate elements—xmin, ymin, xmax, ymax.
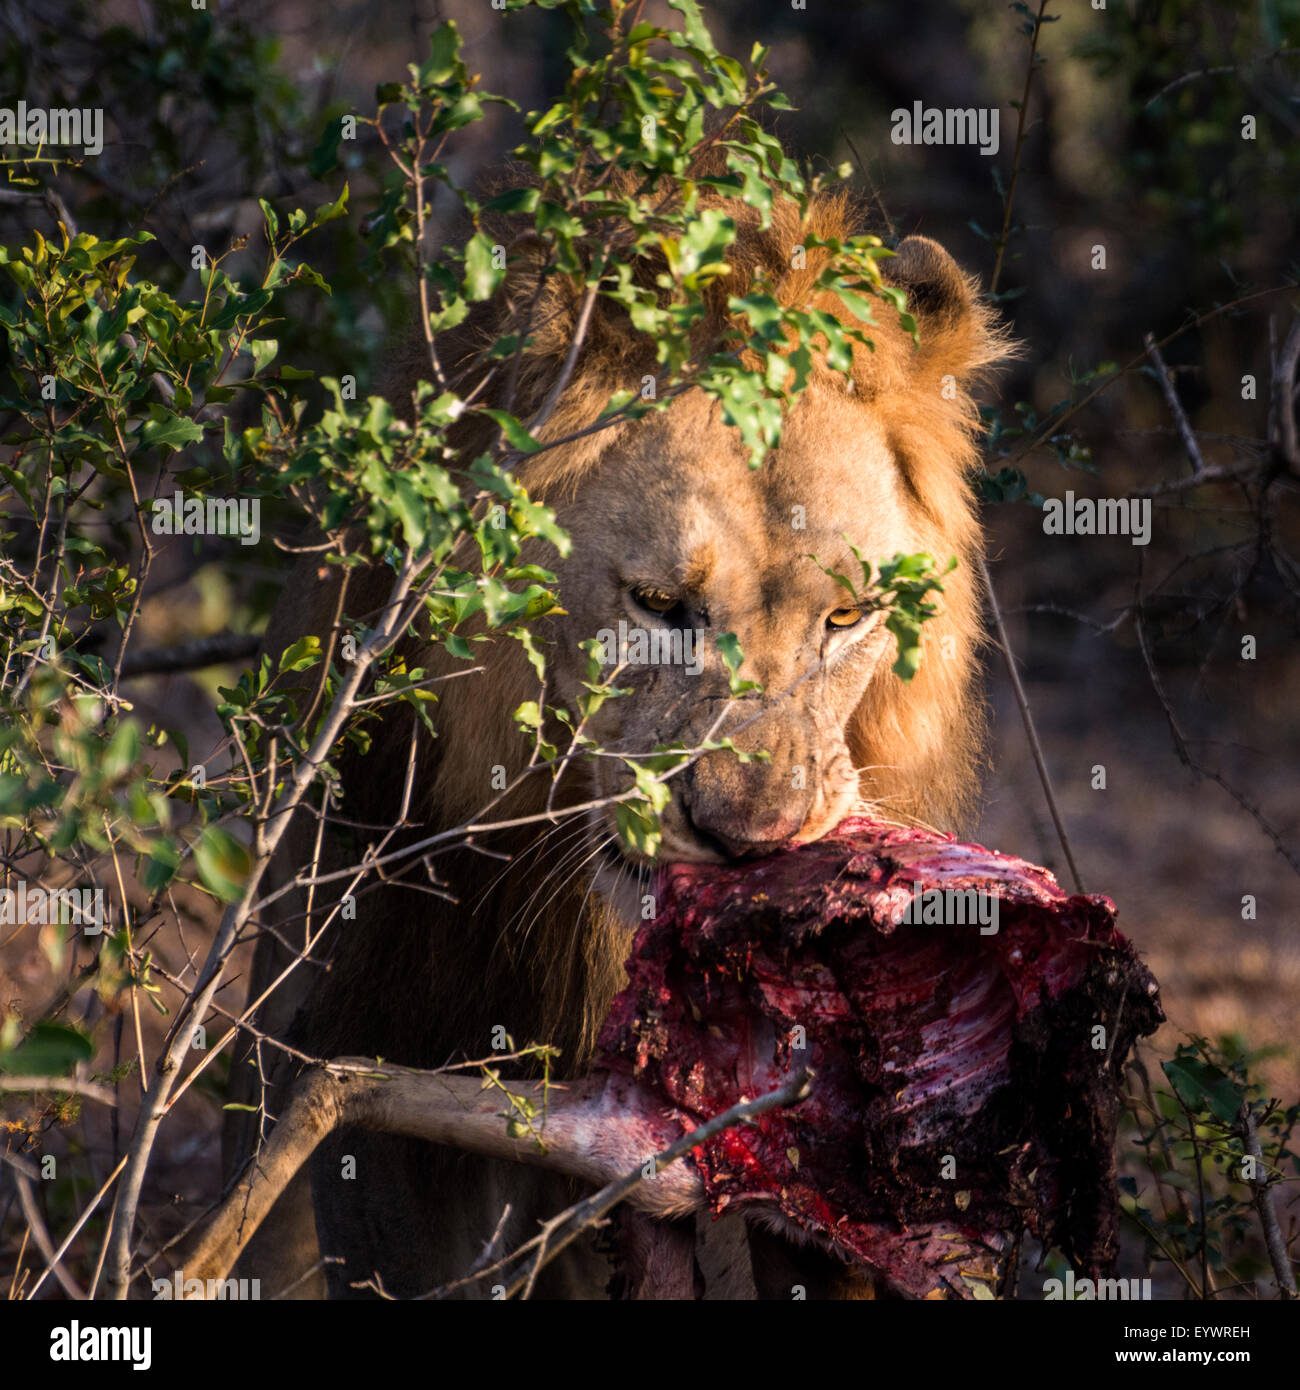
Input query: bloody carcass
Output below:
<box><xmin>597</xmin><ymin>814</ymin><xmax>1163</xmax><ymax>1299</ymax></box>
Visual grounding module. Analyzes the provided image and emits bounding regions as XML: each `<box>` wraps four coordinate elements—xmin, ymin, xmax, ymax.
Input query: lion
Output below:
<box><xmin>223</xmin><ymin>169</ymin><xmax>1007</xmax><ymax>1300</ymax></box>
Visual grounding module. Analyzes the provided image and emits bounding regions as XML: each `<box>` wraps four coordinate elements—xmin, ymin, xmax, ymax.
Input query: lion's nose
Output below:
<box><xmin>684</xmin><ymin>804</ymin><xmax>802</xmax><ymax>860</ymax></box>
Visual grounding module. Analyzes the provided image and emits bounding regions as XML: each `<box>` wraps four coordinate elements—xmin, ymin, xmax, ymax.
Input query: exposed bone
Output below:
<box><xmin>174</xmin><ymin>1062</ymin><xmax>705</xmax><ymax>1292</ymax></box>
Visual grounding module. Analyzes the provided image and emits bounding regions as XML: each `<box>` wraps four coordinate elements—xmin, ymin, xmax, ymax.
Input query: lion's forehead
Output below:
<box><xmin>568</xmin><ymin>391</ymin><xmax>915</xmax><ymax>581</ymax></box>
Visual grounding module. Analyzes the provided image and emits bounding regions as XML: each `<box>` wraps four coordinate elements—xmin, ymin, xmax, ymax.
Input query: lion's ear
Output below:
<box><xmin>882</xmin><ymin>235</ymin><xmax>997</xmax><ymax>378</ymax></box>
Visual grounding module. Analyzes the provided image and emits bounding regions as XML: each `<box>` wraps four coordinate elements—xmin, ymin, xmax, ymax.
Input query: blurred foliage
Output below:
<box><xmin>1077</xmin><ymin>0</ymin><xmax>1300</xmax><ymax>253</ymax></box>
<box><xmin>1117</xmin><ymin>1036</ymin><xmax>1299</xmax><ymax>1299</ymax></box>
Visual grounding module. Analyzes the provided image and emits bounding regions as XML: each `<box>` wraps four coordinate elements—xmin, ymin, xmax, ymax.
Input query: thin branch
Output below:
<box><xmin>979</xmin><ymin>1</ymin><xmax>1085</xmax><ymax>893</ymax></box>
<box><xmin>1239</xmin><ymin>1102</ymin><xmax>1299</xmax><ymax>1298</ymax></box>
<box><xmin>0</xmin><ymin>1075</ymin><xmax>118</xmax><ymax>1106</ymax></box>
<box><xmin>1142</xmin><ymin>48</ymin><xmax>1300</xmax><ymax>111</ymax></box>
<box><xmin>1144</xmin><ymin>331</ymin><xmax>1206</xmax><ymax>477</ymax></box>
<box><xmin>27</xmin><ymin>1156</ymin><xmax>128</xmax><ymax>1300</ymax></box>
<box><xmin>979</xmin><ymin>556</ymin><xmax>1086</xmax><ymax>894</ymax></box>
<box><xmin>989</xmin><ymin>0</ymin><xmax>1048</xmax><ymax>295</ymax></box>
<box><xmin>1007</xmin><ymin>285</ymin><xmax>1297</xmax><ymax>473</ymax></box>
<box><xmin>1272</xmin><ymin>318</ymin><xmax>1300</xmax><ymax>477</ymax></box>
<box><xmin>1130</xmin><ymin>463</ymin><xmax>1258</xmax><ymax>498</ymax></box>
<box><xmin>2</xmin><ymin>1154</ymin><xmax>84</xmax><ymax>1300</ymax></box>
<box><xmin>529</xmin><ymin>279</ymin><xmax>601</xmax><ymax>435</ymax></box>
<box><xmin>1179</xmin><ymin>1094</ymin><xmax>1215</xmax><ymax>1297</ymax></box>
<box><xmin>1134</xmin><ymin>602</ymin><xmax>1300</xmax><ymax>877</ymax></box>
<box><xmin>103</xmin><ymin>555</ymin><xmax>422</xmax><ymax>1299</ymax></box>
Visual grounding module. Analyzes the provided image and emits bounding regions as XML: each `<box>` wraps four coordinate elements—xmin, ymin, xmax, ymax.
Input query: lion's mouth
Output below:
<box><xmin>589</xmin><ymin>801</ymin><xmax>866</xmax><ymax>924</ymax></box>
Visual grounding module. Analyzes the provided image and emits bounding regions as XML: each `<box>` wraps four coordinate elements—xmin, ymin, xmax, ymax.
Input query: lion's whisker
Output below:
<box><xmin>472</xmin><ymin>814</ymin><xmax>593</xmax><ymax>913</ymax></box>
<box><xmin>515</xmin><ymin>832</ymin><xmax>611</xmax><ymax>948</ymax></box>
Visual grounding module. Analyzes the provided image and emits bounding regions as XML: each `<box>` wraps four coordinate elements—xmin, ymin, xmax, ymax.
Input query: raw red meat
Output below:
<box><xmin>597</xmin><ymin>815</ymin><xmax>1163</xmax><ymax>1299</ymax></box>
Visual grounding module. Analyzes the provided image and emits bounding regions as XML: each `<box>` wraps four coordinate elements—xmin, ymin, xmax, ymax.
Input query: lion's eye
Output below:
<box><xmin>827</xmin><ymin>606</ymin><xmax>865</xmax><ymax>629</ymax></box>
<box><xmin>633</xmin><ymin>587</ymin><xmax>679</xmax><ymax>615</ymax></box>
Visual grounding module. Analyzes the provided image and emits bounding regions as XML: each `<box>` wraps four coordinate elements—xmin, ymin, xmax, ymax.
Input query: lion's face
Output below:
<box><xmin>470</xmin><ymin>231</ymin><xmax>1001</xmax><ymax>921</ymax></box>
<box><xmin>541</xmin><ymin>383</ymin><xmax>926</xmax><ymax>901</ymax></box>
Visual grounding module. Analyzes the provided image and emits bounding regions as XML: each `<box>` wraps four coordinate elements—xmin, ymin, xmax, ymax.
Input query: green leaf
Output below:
<box><xmin>615</xmin><ymin>799</ymin><xmax>661</xmax><ymax>859</ymax></box>
<box><xmin>102</xmin><ymin>721</ymin><xmax>140</xmax><ymax>780</ymax></box>
<box><xmin>463</xmin><ymin>232</ymin><xmax>503</xmax><ymax>301</ymax></box>
<box><xmin>279</xmin><ymin>636</ymin><xmax>322</xmax><ymax>673</ymax></box>
<box><xmin>312</xmin><ymin>184</ymin><xmax>350</xmax><ymax>227</ymax></box>
<box><xmin>0</xmin><ymin>1022</ymin><xmax>94</xmax><ymax>1077</ymax></box>
<box><xmin>1162</xmin><ymin>1056</ymin><xmax>1244</xmax><ymax>1125</ymax></box>
<box><xmin>716</xmin><ymin>631</ymin><xmax>761</xmax><ymax>695</ymax></box>
<box><xmin>479</xmin><ymin>409</ymin><xmax>541</xmax><ymax>453</ymax></box>
<box><xmin>420</xmin><ymin>22</ymin><xmax>464</xmax><ymax>86</ymax></box>
<box><xmin>137</xmin><ymin>409</ymin><xmax>204</xmax><ymax>454</ymax></box>
<box><xmin>389</xmin><ymin>473</ymin><xmax>428</xmax><ymax>550</ymax></box>
<box><xmin>143</xmin><ymin>839</ymin><xmax>182</xmax><ymax>895</ymax></box>
<box><xmin>309</xmin><ymin>117</ymin><xmax>345</xmax><ymax>178</ymax></box>
<box><xmin>250</xmin><ymin>338</ymin><xmax>279</xmax><ymax>376</ymax></box>
<box><xmin>483</xmin><ymin>188</ymin><xmax>540</xmax><ymax>215</ymax></box>
<box><xmin>193</xmin><ymin>826</ymin><xmax>251</xmax><ymax>904</ymax></box>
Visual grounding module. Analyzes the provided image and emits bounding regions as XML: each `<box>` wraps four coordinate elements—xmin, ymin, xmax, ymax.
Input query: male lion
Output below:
<box><xmin>225</xmin><ymin>173</ymin><xmax>1007</xmax><ymax>1299</ymax></box>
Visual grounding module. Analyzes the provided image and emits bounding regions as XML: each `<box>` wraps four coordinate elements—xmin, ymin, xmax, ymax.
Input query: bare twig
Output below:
<box><xmin>1126</xmin><ymin>1050</ymin><xmax>1198</xmax><ymax>1243</ymax></box>
<box><xmin>269</xmin><ymin>1255</ymin><xmax>344</xmax><ymax>1301</ymax></box>
<box><xmin>0</xmin><ymin>186</ymin><xmax>79</xmax><ymax>237</ymax></box>
<box><xmin>979</xmin><ymin>0</ymin><xmax>1085</xmax><ymax>893</ymax></box>
<box><xmin>989</xmin><ymin>0</ymin><xmax>1049</xmax><ymax>295</ymax></box>
<box><xmin>1272</xmin><ymin>318</ymin><xmax>1300</xmax><ymax>477</ymax></box>
<box><xmin>1144</xmin><ymin>332</ymin><xmax>1206</xmax><ymax>477</ymax></box>
<box><xmin>529</xmin><ymin>280</ymin><xmax>602</xmax><ymax>435</ymax></box>
<box><xmin>26</xmin><ymin>1156</ymin><xmax>128</xmax><ymax>1300</ymax></box>
<box><xmin>1130</xmin><ymin>463</ymin><xmax>1258</xmax><ymax>498</ymax></box>
<box><xmin>1134</xmin><ymin>603</ymin><xmax>1300</xmax><ymax>877</ymax></box>
<box><xmin>1179</xmin><ymin>1095</ymin><xmax>1215</xmax><ymax>1297</ymax></box>
<box><xmin>103</xmin><ymin>555</ymin><xmax>423</xmax><ymax>1299</ymax></box>
<box><xmin>1143</xmin><ymin>48</ymin><xmax>1300</xmax><ymax>111</ymax></box>
<box><xmin>980</xmin><ymin>555</ymin><xmax>1085</xmax><ymax>893</ymax></box>
<box><xmin>2</xmin><ymin>1153</ymin><xmax>84</xmax><ymax>1300</ymax></box>
<box><xmin>1238</xmin><ymin>1102</ymin><xmax>1299</xmax><ymax>1298</ymax></box>
<box><xmin>0</xmin><ymin>1075</ymin><xmax>118</xmax><ymax>1106</ymax></box>
<box><xmin>1007</xmin><ymin>286</ymin><xmax>1297</xmax><ymax>474</ymax></box>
